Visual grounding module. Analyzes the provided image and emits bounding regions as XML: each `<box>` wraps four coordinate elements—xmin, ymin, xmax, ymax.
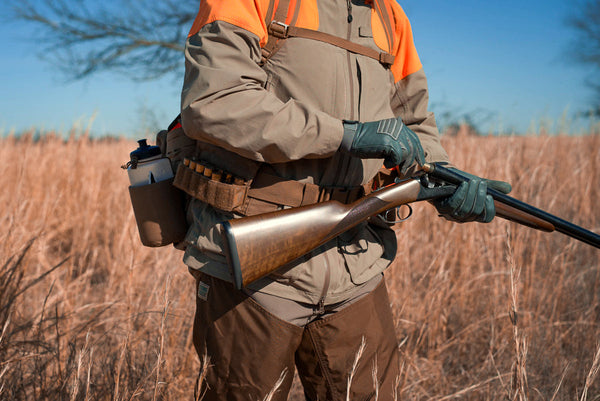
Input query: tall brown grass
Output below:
<box><xmin>0</xmin><ymin>128</ymin><xmax>599</xmax><ymax>400</ymax></box>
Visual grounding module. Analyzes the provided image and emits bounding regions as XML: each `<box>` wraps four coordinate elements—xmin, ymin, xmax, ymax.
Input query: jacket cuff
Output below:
<box><xmin>340</xmin><ymin>120</ymin><xmax>359</xmax><ymax>152</ymax></box>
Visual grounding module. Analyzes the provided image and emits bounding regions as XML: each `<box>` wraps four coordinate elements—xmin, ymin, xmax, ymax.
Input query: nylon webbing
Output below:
<box><xmin>272</xmin><ymin>24</ymin><xmax>395</xmax><ymax>65</ymax></box>
<box><xmin>261</xmin><ymin>0</ymin><xmax>292</xmax><ymax>65</ymax></box>
<box><xmin>260</xmin><ymin>0</ymin><xmax>396</xmax><ymax>67</ymax></box>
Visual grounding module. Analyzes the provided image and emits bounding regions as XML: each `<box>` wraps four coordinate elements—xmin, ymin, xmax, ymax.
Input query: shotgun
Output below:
<box><xmin>220</xmin><ymin>162</ymin><xmax>600</xmax><ymax>289</ymax></box>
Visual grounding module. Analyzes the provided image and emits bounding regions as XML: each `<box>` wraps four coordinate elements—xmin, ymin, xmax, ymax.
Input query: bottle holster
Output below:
<box><xmin>128</xmin><ymin>117</ymin><xmax>194</xmax><ymax>248</ymax></box>
<box><xmin>128</xmin><ymin>177</ymin><xmax>188</xmax><ymax>247</ymax></box>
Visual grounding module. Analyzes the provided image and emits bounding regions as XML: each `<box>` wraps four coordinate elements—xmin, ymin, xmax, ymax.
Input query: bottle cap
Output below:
<box><xmin>129</xmin><ymin>139</ymin><xmax>161</xmax><ymax>161</ymax></box>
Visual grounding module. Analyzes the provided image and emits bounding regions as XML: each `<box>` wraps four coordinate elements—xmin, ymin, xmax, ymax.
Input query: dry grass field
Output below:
<box><xmin>1</xmin><ymin>128</ymin><xmax>599</xmax><ymax>400</ymax></box>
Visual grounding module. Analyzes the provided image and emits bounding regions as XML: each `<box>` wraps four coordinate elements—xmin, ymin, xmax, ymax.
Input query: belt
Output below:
<box><xmin>172</xmin><ymin>160</ymin><xmax>370</xmax><ymax>216</ymax></box>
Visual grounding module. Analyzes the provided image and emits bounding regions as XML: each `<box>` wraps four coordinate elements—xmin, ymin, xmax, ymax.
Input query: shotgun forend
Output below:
<box><xmin>422</xmin><ymin>163</ymin><xmax>600</xmax><ymax>249</ymax></box>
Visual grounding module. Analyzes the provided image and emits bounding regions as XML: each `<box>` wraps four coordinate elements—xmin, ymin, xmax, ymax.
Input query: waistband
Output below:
<box><xmin>173</xmin><ymin>158</ymin><xmax>370</xmax><ymax>216</ymax></box>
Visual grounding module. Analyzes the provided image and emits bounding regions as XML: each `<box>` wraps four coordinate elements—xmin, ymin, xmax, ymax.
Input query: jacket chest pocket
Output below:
<box><xmin>359</xmin><ymin>26</ymin><xmax>373</xmax><ymax>38</ymax></box>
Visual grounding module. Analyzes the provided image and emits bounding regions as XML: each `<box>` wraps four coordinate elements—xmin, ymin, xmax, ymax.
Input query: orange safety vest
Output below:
<box><xmin>187</xmin><ymin>0</ymin><xmax>422</xmax><ymax>83</ymax></box>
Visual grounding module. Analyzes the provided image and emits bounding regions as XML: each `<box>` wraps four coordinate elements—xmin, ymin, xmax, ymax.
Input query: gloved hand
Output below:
<box><xmin>433</xmin><ymin>168</ymin><xmax>512</xmax><ymax>223</ymax></box>
<box><xmin>340</xmin><ymin>117</ymin><xmax>425</xmax><ymax>173</ymax></box>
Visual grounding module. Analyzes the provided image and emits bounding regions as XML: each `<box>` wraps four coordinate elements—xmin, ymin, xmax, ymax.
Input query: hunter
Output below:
<box><xmin>178</xmin><ymin>0</ymin><xmax>508</xmax><ymax>399</ymax></box>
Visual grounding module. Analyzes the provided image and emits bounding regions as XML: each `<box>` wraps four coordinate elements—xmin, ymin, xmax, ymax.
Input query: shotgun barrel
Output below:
<box><xmin>422</xmin><ymin>163</ymin><xmax>600</xmax><ymax>249</ymax></box>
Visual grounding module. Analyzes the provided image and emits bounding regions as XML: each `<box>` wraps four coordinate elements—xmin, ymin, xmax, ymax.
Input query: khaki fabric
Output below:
<box><xmin>192</xmin><ymin>271</ymin><xmax>400</xmax><ymax>401</ymax></box>
<box><xmin>392</xmin><ymin>69</ymin><xmax>448</xmax><ymax>163</ymax></box>
<box><xmin>243</xmin><ymin>274</ymin><xmax>382</xmax><ymax>326</ymax></box>
<box><xmin>180</xmin><ymin>0</ymin><xmax>449</xmax><ymax>303</ymax></box>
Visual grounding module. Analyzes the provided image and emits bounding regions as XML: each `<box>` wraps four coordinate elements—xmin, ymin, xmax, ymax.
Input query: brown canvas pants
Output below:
<box><xmin>192</xmin><ymin>272</ymin><xmax>401</xmax><ymax>400</ymax></box>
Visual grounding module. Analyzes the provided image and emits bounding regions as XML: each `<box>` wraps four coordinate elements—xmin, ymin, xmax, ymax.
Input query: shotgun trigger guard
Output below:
<box><xmin>379</xmin><ymin>204</ymin><xmax>413</xmax><ymax>224</ymax></box>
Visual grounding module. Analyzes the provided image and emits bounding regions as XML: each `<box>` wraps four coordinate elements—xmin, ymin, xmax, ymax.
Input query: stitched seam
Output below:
<box><xmin>245</xmin><ymin>294</ymin><xmax>305</xmax><ymax>333</ymax></box>
<box><xmin>307</xmin><ymin>325</ymin><xmax>338</xmax><ymax>398</ymax></box>
<box><xmin>205</xmin><ymin>15</ymin><xmax>268</xmax><ymax>44</ymax></box>
<box><xmin>315</xmin><ymin>279</ymin><xmax>385</xmax><ymax>325</ymax></box>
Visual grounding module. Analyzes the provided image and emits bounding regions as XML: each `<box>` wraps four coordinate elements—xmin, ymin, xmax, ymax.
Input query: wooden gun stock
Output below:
<box><xmin>221</xmin><ymin>178</ymin><xmax>454</xmax><ymax>289</ymax></box>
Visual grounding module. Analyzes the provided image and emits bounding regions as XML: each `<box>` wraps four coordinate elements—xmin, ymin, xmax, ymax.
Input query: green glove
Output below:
<box><xmin>433</xmin><ymin>168</ymin><xmax>512</xmax><ymax>223</ymax></box>
<box><xmin>340</xmin><ymin>118</ymin><xmax>425</xmax><ymax>173</ymax></box>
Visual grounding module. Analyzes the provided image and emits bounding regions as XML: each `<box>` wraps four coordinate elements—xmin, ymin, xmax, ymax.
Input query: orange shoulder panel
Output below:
<box><xmin>188</xmin><ymin>0</ymin><xmax>272</xmax><ymax>46</ymax></box>
<box><xmin>187</xmin><ymin>0</ymin><xmax>319</xmax><ymax>47</ymax></box>
<box><xmin>371</xmin><ymin>8</ymin><xmax>389</xmax><ymax>53</ymax></box>
<box><xmin>294</xmin><ymin>0</ymin><xmax>319</xmax><ymax>31</ymax></box>
<box><xmin>387</xmin><ymin>2</ymin><xmax>422</xmax><ymax>83</ymax></box>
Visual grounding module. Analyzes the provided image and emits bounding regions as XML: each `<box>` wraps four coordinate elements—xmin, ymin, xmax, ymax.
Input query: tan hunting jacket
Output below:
<box><xmin>180</xmin><ymin>0</ymin><xmax>449</xmax><ymax>304</ymax></box>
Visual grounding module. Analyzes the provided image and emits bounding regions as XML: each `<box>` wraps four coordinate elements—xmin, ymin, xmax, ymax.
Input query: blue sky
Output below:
<box><xmin>0</xmin><ymin>0</ymin><xmax>596</xmax><ymax>137</ymax></box>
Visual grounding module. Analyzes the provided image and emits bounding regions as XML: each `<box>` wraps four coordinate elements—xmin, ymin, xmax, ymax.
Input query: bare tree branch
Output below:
<box><xmin>12</xmin><ymin>0</ymin><xmax>198</xmax><ymax>81</ymax></box>
<box><xmin>567</xmin><ymin>0</ymin><xmax>600</xmax><ymax>114</ymax></box>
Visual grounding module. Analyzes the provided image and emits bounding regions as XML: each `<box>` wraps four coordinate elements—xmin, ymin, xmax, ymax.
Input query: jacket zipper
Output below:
<box><xmin>338</xmin><ymin>0</ymin><xmax>356</xmax><ymax>186</ymax></box>
<box><xmin>346</xmin><ymin>0</ymin><xmax>353</xmax><ymax>22</ymax></box>
<box><xmin>345</xmin><ymin>1</ymin><xmax>355</xmax><ymax>121</ymax></box>
<box><xmin>316</xmin><ymin>255</ymin><xmax>331</xmax><ymax>315</ymax></box>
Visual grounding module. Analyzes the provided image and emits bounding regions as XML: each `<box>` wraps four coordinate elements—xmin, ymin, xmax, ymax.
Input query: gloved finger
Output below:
<box><xmin>435</xmin><ymin>181</ymin><xmax>464</xmax><ymax>209</ymax></box>
<box><xmin>395</xmin><ymin>145</ymin><xmax>411</xmax><ymax>175</ymax></box>
<box><xmin>479</xmin><ymin>194</ymin><xmax>496</xmax><ymax>223</ymax></box>
<box><xmin>486</xmin><ymin>179</ymin><xmax>512</xmax><ymax>195</ymax></box>
<box><xmin>395</xmin><ymin>133</ymin><xmax>424</xmax><ymax>175</ymax></box>
<box><xmin>404</xmin><ymin>128</ymin><xmax>425</xmax><ymax>166</ymax></box>
<box><xmin>445</xmin><ymin>181</ymin><xmax>468</xmax><ymax>217</ymax></box>
<box><xmin>470</xmin><ymin>179</ymin><xmax>488</xmax><ymax>219</ymax></box>
<box><xmin>455</xmin><ymin>179</ymin><xmax>480</xmax><ymax>219</ymax></box>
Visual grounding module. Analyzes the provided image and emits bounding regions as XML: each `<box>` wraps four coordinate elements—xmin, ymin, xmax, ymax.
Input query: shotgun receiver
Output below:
<box><xmin>220</xmin><ymin>163</ymin><xmax>600</xmax><ymax>289</ymax></box>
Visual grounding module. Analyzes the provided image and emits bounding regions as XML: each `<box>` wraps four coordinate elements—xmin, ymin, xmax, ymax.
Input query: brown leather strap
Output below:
<box><xmin>270</xmin><ymin>23</ymin><xmax>395</xmax><ymax>65</ymax></box>
<box><xmin>247</xmin><ymin>170</ymin><xmax>368</xmax><ymax>207</ymax></box>
<box><xmin>247</xmin><ymin>171</ymin><xmax>308</xmax><ymax>208</ymax></box>
<box><xmin>260</xmin><ymin>0</ymin><xmax>292</xmax><ymax>65</ymax></box>
<box><xmin>261</xmin><ymin>0</ymin><xmax>395</xmax><ymax>66</ymax></box>
<box><xmin>241</xmin><ymin>174</ymin><xmax>370</xmax><ymax>216</ymax></box>
<box><xmin>316</xmin><ymin>185</ymin><xmax>368</xmax><ymax>204</ymax></box>
<box><xmin>174</xmin><ymin>161</ymin><xmax>369</xmax><ymax>215</ymax></box>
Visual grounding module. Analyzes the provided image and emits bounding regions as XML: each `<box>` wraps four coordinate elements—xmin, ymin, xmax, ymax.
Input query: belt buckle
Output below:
<box><xmin>269</xmin><ymin>21</ymin><xmax>290</xmax><ymax>38</ymax></box>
